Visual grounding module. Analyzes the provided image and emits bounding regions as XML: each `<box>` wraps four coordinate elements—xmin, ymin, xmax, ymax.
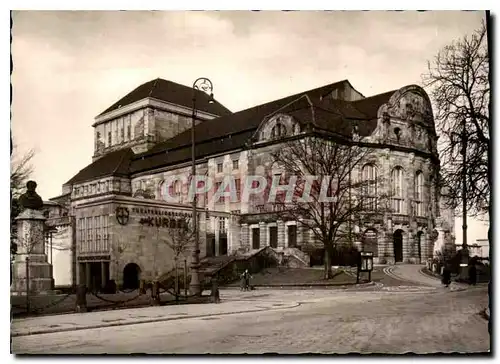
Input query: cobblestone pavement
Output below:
<box><xmin>12</xmin><ymin>287</ymin><xmax>490</xmax><ymax>354</ymax></box>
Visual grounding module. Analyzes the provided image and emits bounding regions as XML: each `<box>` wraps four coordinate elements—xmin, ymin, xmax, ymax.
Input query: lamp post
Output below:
<box><xmin>189</xmin><ymin>77</ymin><xmax>215</xmax><ymax>296</ymax></box>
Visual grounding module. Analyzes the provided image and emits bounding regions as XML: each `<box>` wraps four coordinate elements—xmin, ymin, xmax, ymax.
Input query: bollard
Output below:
<box><xmin>75</xmin><ymin>284</ymin><xmax>87</xmax><ymax>313</ymax></box>
<box><xmin>211</xmin><ymin>276</ymin><xmax>220</xmax><ymax>303</ymax></box>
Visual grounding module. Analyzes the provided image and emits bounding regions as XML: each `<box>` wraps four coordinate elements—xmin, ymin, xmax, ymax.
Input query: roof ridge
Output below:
<box><xmin>148</xmin><ymin>78</ymin><xmax>160</xmax><ymax>98</ymax></box>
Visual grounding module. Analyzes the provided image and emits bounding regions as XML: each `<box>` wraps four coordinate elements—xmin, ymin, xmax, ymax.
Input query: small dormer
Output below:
<box><xmin>255</xmin><ymin>113</ymin><xmax>301</xmax><ymax>143</ymax></box>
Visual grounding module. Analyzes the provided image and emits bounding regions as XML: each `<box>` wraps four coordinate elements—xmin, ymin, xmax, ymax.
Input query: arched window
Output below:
<box><xmin>271</xmin><ymin>123</ymin><xmax>286</xmax><ymax>139</ymax></box>
<box><xmin>391</xmin><ymin>167</ymin><xmax>404</xmax><ymax>214</ymax></box>
<box><xmin>414</xmin><ymin>171</ymin><xmax>424</xmax><ymax>216</ymax></box>
<box><xmin>361</xmin><ymin>164</ymin><xmax>377</xmax><ymax>211</ymax></box>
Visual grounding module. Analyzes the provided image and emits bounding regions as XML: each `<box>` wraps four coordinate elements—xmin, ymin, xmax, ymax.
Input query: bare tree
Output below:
<box><xmin>422</xmin><ymin>22</ymin><xmax>489</xmax><ymax>216</ymax></box>
<box><xmin>270</xmin><ymin>134</ymin><xmax>390</xmax><ymax>279</ymax></box>
<box><xmin>11</xmin><ymin>147</ymin><xmax>35</xmax><ymax>259</ymax></box>
<box><xmin>422</xmin><ymin>21</ymin><xmax>490</xmax><ymax>251</ymax></box>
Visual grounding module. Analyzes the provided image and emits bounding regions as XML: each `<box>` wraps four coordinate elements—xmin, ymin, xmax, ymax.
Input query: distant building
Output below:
<box><xmin>456</xmin><ymin>238</ymin><xmax>489</xmax><ymax>259</ymax></box>
<box><xmin>47</xmin><ymin>78</ymin><xmax>455</xmax><ymax>290</ymax></box>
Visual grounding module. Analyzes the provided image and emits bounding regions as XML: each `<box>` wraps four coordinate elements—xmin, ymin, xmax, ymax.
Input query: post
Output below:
<box><xmin>25</xmin><ymin>257</ymin><xmax>30</xmax><ymax>313</ymax></box>
<box><xmin>184</xmin><ymin>259</ymin><xmax>188</xmax><ymax>297</ymax></box>
<box><xmin>50</xmin><ymin>230</ymin><xmax>53</xmax><ymax>265</ymax></box>
<box><xmin>175</xmin><ymin>259</ymin><xmax>179</xmax><ymax>303</ymax></box>
<box><xmin>460</xmin><ymin>127</ymin><xmax>469</xmax><ymax>280</ymax></box>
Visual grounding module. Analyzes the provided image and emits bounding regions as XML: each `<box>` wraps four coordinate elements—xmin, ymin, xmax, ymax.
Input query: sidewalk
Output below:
<box><xmin>385</xmin><ymin>264</ymin><xmax>469</xmax><ymax>291</ymax></box>
<box><xmin>11</xmin><ymin>295</ymin><xmax>299</xmax><ymax>337</ymax></box>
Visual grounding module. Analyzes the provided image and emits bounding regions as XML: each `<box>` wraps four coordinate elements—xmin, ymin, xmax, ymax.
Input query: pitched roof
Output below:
<box><xmin>98</xmin><ymin>78</ymin><xmax>233</xmax><ymax>117</ymax></box>
<box><xmin>67</xmin><ymin>80</ymin><xmax>398</xmax><ymax>181</ymax></box>
<box><xmin>65</xmin><ymin>148</ymin><xmax>134</xmax><ymax>185</ymax></box>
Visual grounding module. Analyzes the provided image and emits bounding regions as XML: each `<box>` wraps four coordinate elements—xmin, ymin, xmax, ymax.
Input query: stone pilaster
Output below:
<box><xmin>277</xmin><ymin>220</ymin><xmax>285</xmax><ymax>249</ymax></box>
<box><xmin>241</xmin><ymin>223</ymin><xmax>249</xmax><ymax>251</ymax></box>
<box><xmin>259</xmin><ymin>222</ymin><xmax>267</xmax><ymax>247</ymax></box>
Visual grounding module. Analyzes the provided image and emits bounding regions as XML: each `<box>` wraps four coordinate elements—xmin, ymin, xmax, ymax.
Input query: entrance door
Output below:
<box><xmin>206</xmin><ymin>235</ymin><xmax>216</xmax><ymax>257</ymax></box>
<box><xmin>252</xmin><ymin>228</ymin><xmax>260</xmax><ymax>249</ymax></box>
<box><xmin>417</xmin><ymin>231</ymin><xmax>423</xmax><ymax>263</ymax></box>
<box><xmin>288</xmin><ymin>225</ymin><xmax>297</xmax><ymax>248</ymax></box>
<box><xmin>219</xmin><ymin>236</ymin><xmax>228</xmax><ymax>256</ymax></box>
<box><xmin>123</xmin><ymin>263</ymin><xmax>141</xmax><ymax>290</ymax></box>
<box><xmin>269</xmin><ymin>226</ymin><xmax>278</xmax><ymax>248</ymax></box>
<box><xmin>393</xmin><ymin>230</ymin><xmax>403</xmax><ymax>263</ymax></box>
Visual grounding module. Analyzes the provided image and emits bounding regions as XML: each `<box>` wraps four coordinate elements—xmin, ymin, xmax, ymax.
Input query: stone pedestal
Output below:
<box><xmin>11</xmin><ymin>209</ymin><xmax>55</xmax><ymax>295</ymax></box>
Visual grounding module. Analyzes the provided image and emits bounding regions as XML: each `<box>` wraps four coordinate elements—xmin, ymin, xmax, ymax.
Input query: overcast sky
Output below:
<box><xmin>11</xmin><ymin>10</ymin><xmax>488</xmax><ymax>242</ymax></box>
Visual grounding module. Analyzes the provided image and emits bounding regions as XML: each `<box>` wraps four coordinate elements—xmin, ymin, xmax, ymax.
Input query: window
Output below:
<box><xmin>414</xmin><ymin>171</ymin><xmax>424</xmax><ymax>216</ymax></box>
<box><xmin>232</xmin><ymin>159</ymin><xmax>239</xmax><ymax>170</ymax></box>
<box><xmin>94</xmin><ymin>216</ymin><xmax>99</xmax><ymax>252</ymax></box>
<box><xmin>287</xmin><ymin>225</ymin><xmax>297</xmax><ymax>248</ymax></box>
<box><xmin>86</xmin><ymin>217</ymin><xmax>92</xmax><ymax>252</ymax></box>
<box><xmin>127</xmin><ymin>125</ymin><xmax>131</xmax><ymax>140</ymax></box>
<box><xmin>362</xmin><ymin>164</ymin><xmax>377</xmax><ymax>211</ymax></box>
<box><xmin>173</xmin><ymin>180</ymin><xmax>182</xmax><ymax>196</ymax></box>
<box><xmin>120</xmin><ymin>128</ymin><xmax>124</xmax><ymax>142</ymax></box>
<box><xmin>391</xmin><ymin>167</ymin><xmax>404</xmax><ymax>214</ymax></box>
<box><xmin>108</xmin><ymin>131</ymin><xmax>112</xmax><ymax>146</ymax></box>
<box><xmin>252</xmin><ymin>228</ymin><xmax>260</xmax><ymax>249</ymax></box>
<box><xmin>218</xmin><ymin>218</ymin><xmax>226</xmax><ymax>233</ymax></box>
<box><xmin>215</xmin><ymin>181</ymin><xmax>224</xmax><ymax>203</ymax></box>
<box><xmin>235</xmin><ymin>178</ymin><xmax>241</xmax><ymax>201</ymax></box>
<box><xmin>217</xmin><ymin>163</ymin><xmax>223</xmax><ymax>173</ymax></box>
<box><xmin>271</xmin><ymin>123</ymin><xmax>286</xmax><ymax>139</ymax></box>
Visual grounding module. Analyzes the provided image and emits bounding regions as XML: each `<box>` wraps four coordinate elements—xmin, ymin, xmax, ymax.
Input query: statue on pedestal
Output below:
<box><xmin>18</xmin><ymin>181</ymin><xmax>44</xmax><ymax>211</ymax></box>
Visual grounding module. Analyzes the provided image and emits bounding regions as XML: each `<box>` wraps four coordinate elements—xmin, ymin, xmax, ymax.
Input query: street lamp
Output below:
<box><xmin>189</xmin><ymin>77</ymin><xmax>215</xmax><ymax>296</ymax></box>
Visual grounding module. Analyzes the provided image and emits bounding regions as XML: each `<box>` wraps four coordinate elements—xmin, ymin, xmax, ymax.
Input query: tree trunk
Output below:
<box><xmin>324</xmin><ymin>244</ymin><xmax>333</xmax><ymax>279</ymax></box>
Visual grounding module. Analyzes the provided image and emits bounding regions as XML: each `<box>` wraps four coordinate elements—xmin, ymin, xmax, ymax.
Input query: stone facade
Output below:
<box><xmin>51</xmin><ymin>80</ymin><xmax>456</xmax><ymax>288</ymax></box>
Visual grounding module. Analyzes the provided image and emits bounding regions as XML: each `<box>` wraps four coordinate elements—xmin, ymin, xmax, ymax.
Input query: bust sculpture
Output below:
<box><xmin>18</xmin><ymin>180</ymin><xmax>44</xmax><ymax>210</ymax></box>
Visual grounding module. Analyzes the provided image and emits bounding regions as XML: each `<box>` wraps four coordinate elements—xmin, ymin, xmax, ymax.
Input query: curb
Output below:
<box><xmin>222</xmin><ymin>281</ymin><xmax>376</xmax><ymax>289</ymax></box>
<box><xmin>11</xmin><ymin>301</ymin><xmax>300</xmax><ymax>338</ymax></box>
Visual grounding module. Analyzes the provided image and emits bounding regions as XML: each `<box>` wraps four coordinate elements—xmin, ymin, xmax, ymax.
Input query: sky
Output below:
<box><xmin>10</xmin><ymin>10</ymin><xmax>488</xmax><ymax>243</ymax></box>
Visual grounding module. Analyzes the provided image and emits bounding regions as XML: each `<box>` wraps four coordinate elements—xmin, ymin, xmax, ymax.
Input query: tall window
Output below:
<box><xmin>391</xmin><ymin>167</ymin><xmax>404</xmax><ymax>214</ymax></box>
<box><xmin>127</xmin><ymin>125</ymin><xmax>131</xmax><ymax>140</ymax></box>
<box><xmin>108</xmin><ymin>131</ymin><xmax>112</xmax><ymax>146</ymax></box>
<box><xmin>414</xmin><ymin>171</ymin><xmax>424</xmax><ymax>216</ymax></box>
<box><xmin>78</xmin><ymin>218</ymin><xmax>85</xmax><ymax>252</ymax></box>
<box><xmin>102</xmin><ymin>215</ymin><xmax>109</xmax><ymax>251</ymax></box>
<box><xmin>218</xmin><ymin>218</ymin><xmax>227</xmax><ymax>233</ymax></box>
<box><xmin>232</xmin><ymin>159</ymin><xmax>239</xmax><ymax>170</ymax></box>
<box><xmin>215</xmin><ymin>181</ymin><xmax>224</xmax><ymax>203</ymax></box>
<box><xmin>362</xmin><ymin>164</ymin><xmax>377</xmax><ymax>211</ymax></box>
<box><xmin>173</xmin><ymin>180</ymin><xmax>182</xmax><ymax>196</ymax></box>
<box><xmin>271</xmin><ymin>123</ymin><xmax>286</xmax><ymax>139</ymax></box>
<box><xmin>217</xmin><ymin>163</ymin><xmax>223</xmax><ymax>173</ymax></box>
<box><xmin>235</xmin><ymin>178</ymin><xmax>241</xmax><ymax>201</ymax></box>
<box><xmin>86</xmin><ymin>217</ymin><xmax>92</xmax><ymax>252</ymax></box>
<box><xmin>94</xmin><ymin>216</ymin><xmax>99</xmax><ymax>252</ymax></box>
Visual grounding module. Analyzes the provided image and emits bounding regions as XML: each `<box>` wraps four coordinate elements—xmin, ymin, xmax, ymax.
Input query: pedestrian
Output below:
<box><xmin>240</xmin><ymin>269</ymin><xmax>252</xmax><ymax>291</ymax></box>
<box><xmin>469</xmin><ymin>263</ymin><xmax>477</xmax><ymax>286</ymax></box>
<box><xmin>442</xmin><ymin>263</ymin><xmax>451</xmax><ymax>287</ymax></box>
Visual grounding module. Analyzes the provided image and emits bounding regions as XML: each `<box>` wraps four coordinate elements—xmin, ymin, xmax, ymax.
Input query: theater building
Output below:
<box><xmin>48</xmin><ymin>78</ymin><xmax>455</xmax><ymax>289</ymax></box>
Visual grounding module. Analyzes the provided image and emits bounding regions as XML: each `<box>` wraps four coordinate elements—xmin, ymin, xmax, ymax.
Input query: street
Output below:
<box><xmin>12</xmin><ymin>286</ymin><xmax>489</xmax><ymax>354</ymax></box>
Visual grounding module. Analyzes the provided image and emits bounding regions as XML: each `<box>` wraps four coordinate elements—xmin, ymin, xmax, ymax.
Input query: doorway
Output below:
<box><xmin>269</xmin><ymin>226</ymin><xmax>278</xmax><ymax>248</ymax></box>
<box><xmin>417</xmin><ymin>231</ymin><xmax>423</xmax><ymax>263</ymax></box>
<box><xmin>252</xmin><ymin>228</ymin><xmax>260</xmax><ymax>249</ymax></box>
<box><xmin>219</xmin><ymin>235</ymin><xmax>228</xmax><ymax>256</ymax></box>
<box><xmin>393</xmin><ymin>230</ymin><xmax>403</xmax><ymax>263</ymax></box>
<box><xmin>123</xmin><ymin>263</ymin><xmax>141</xmax><ymax>290</ymax></box>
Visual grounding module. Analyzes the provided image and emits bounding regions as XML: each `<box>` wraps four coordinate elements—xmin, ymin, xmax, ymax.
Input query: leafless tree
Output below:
<box><xmin>270</xmin><ymin>134</ymin><xmax>391</xmax><ymax>279</ymax></box>
<box><xmin>11</xmin><ymin>146</ymin><xmax>35</xmax><ymax>259</ymax></box>
<box><xmin>422</xmin><ymin>21</ymin><xmax>490</xmax><ymax>250</ymax></box>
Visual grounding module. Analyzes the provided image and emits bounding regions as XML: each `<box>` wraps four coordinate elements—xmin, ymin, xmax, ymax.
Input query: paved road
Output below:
<box><xmin>12</xmin><ymin>287</ymin><xmax>489</xmax><ymax>354</ymax></box>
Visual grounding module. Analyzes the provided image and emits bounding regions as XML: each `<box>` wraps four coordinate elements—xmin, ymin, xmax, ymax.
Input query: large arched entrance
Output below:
<box><xmin>393</xmin><ymin>230</ymin><xmax>404</xmax><ymax>263</ymax></box>
<box><xmin>416</xmin><ymin>231</ymin><xmax>423</xmax><ymax>263</ymax></box>
<box><xmin>123</xmin><ymin>263</ymin><xmax>141</xmax><ymax>290</ymax></box>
